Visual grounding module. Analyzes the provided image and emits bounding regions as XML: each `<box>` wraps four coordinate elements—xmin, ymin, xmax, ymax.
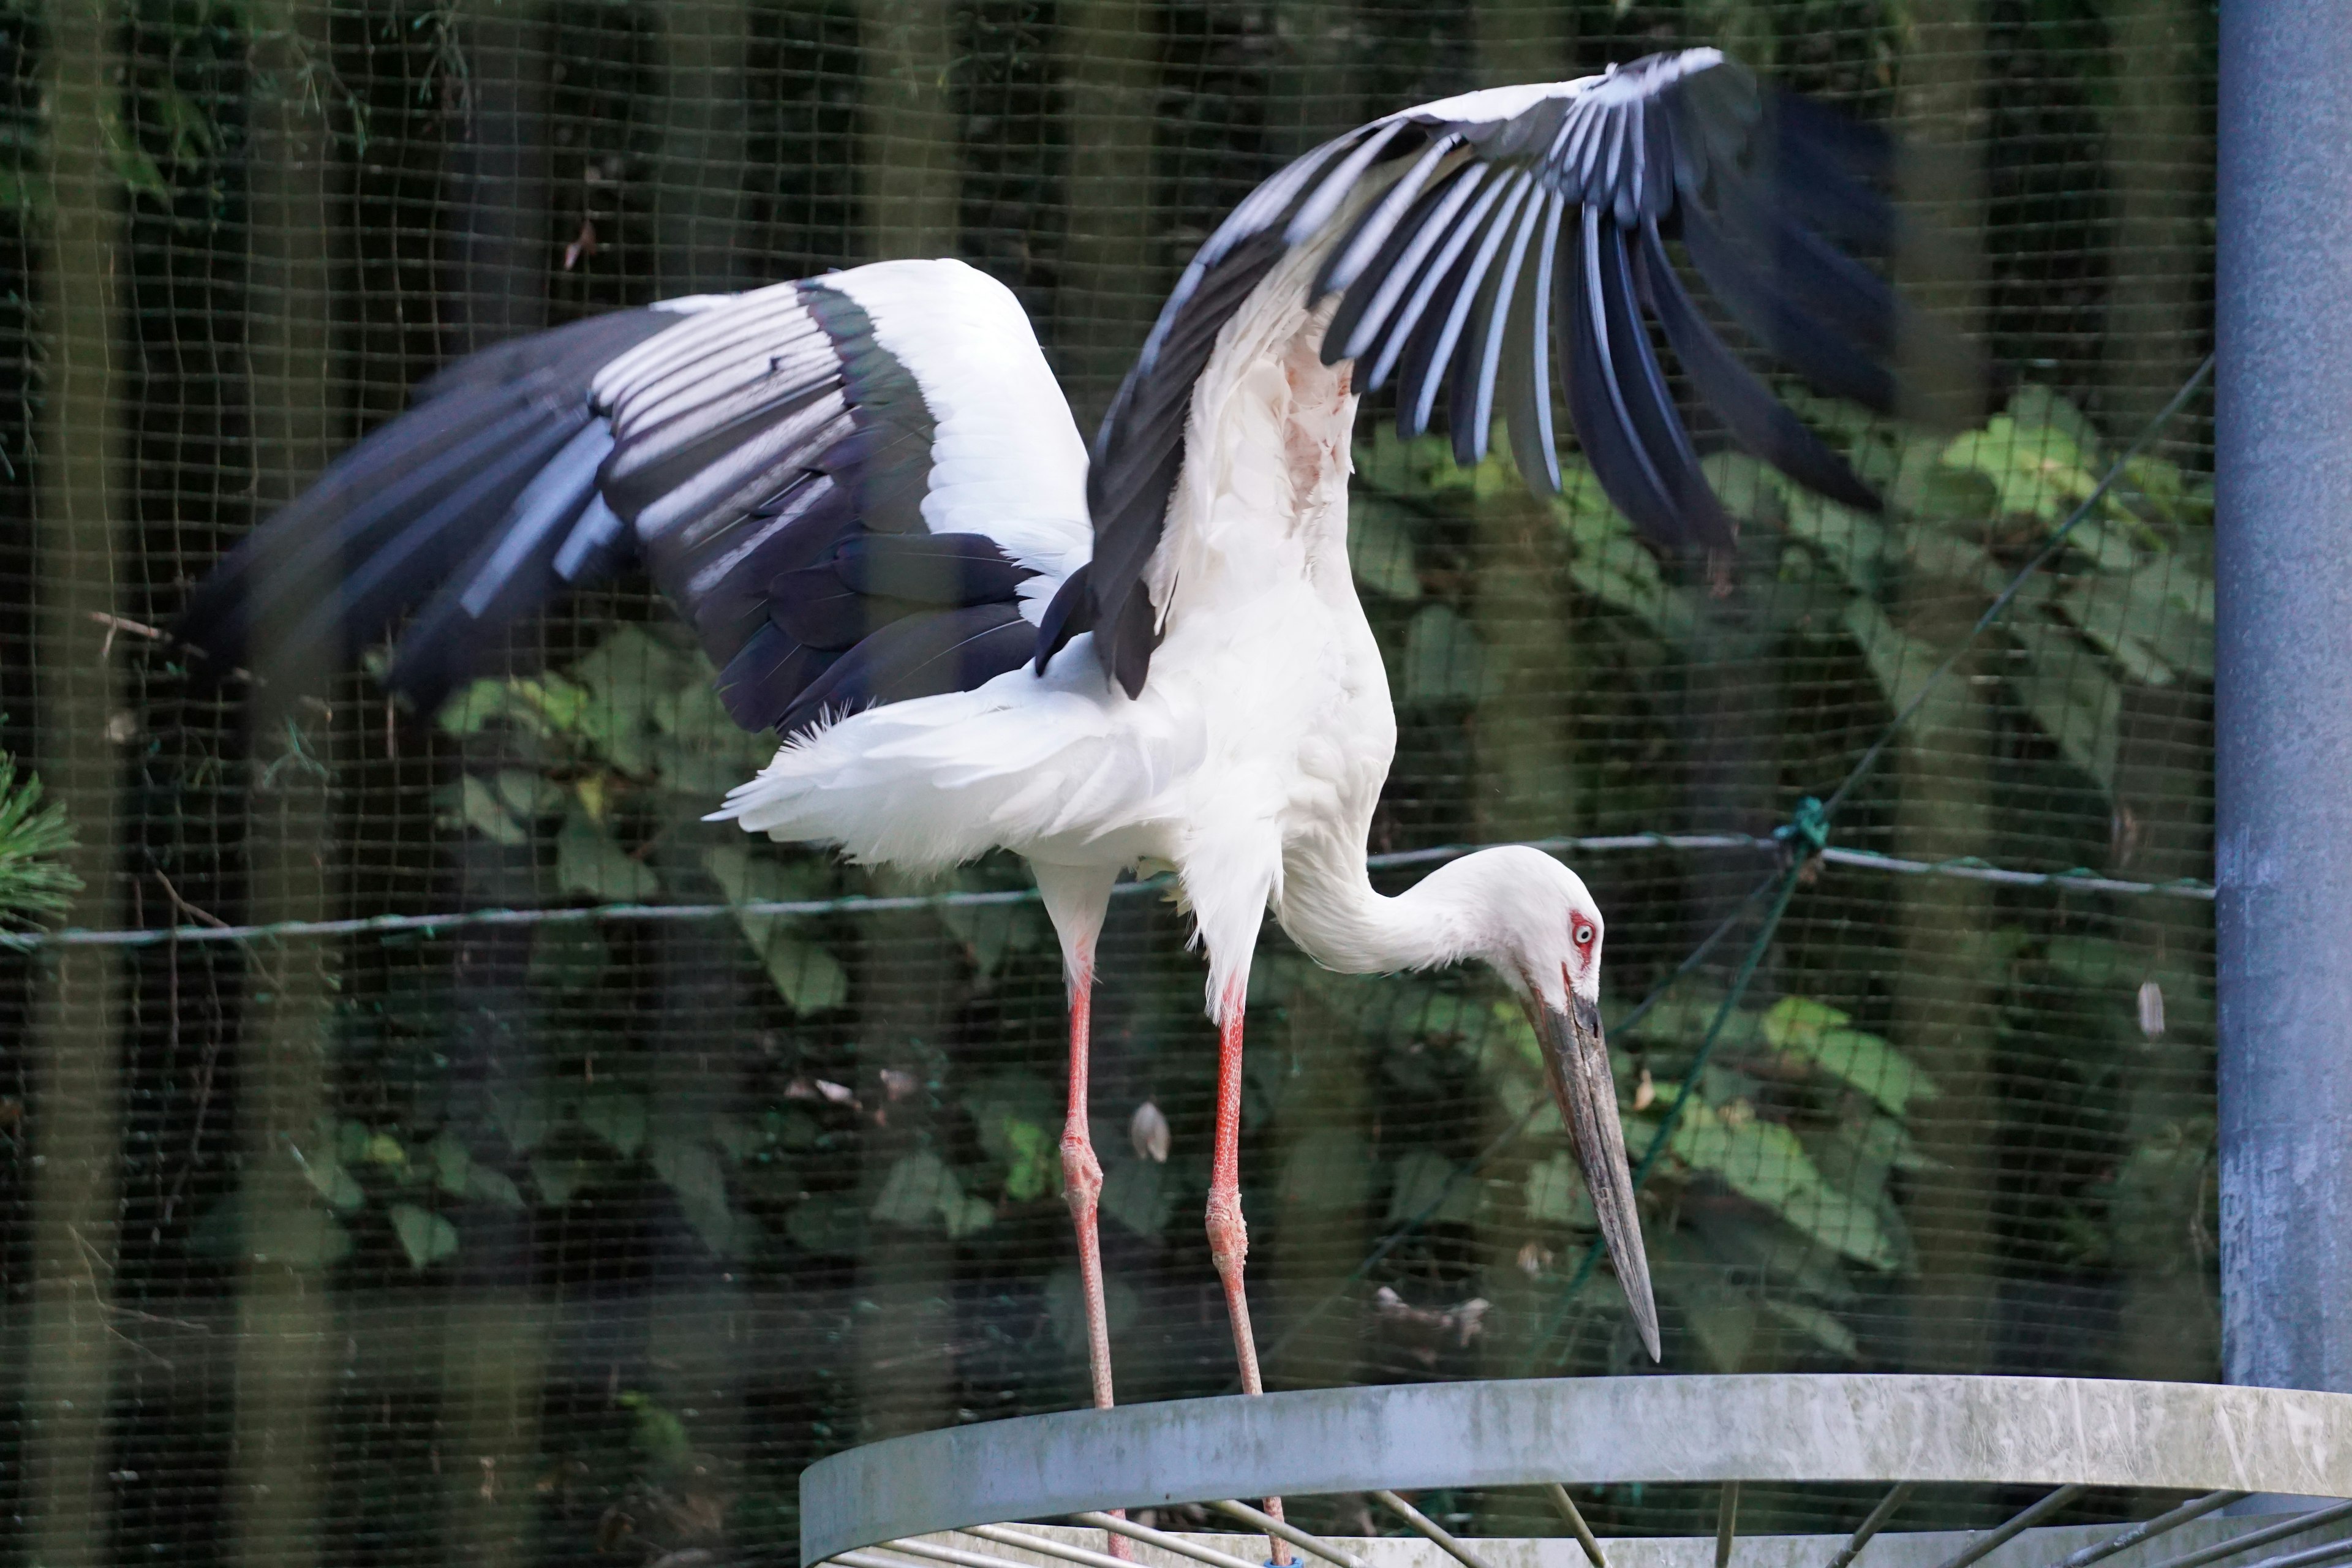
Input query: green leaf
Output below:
<box><xmin>1523</xmin><ymin>1151</ymin><xmax>1597</xmax><ymax>1228</ymax></box>
<box><xmin>763</xmin><ymin>937</ymin><xmax>850</xmax><ymax>1013</ymax></box>
<box><xmin>1758</xmin><ymin>997</ymin><xmax>1849</xmax><ymax>1050</ymax></box>
<box><xmin>2007</xmin><ymin>619</ymin><xmax>2122</xmax><ymax>793</ymax></box>
<box><xmin>1400</xmin><ymin>605</ymin><xmax>1488</xmax><ymax>704</ymax></box>
<box><xmin>429</xmin><ymin>1132</ymin><xmax>473</xmax><ymax>1196</ymax></box>
<box><xmin>494</xmin><ymin>768</ymin><xmax>568</xmax><ymax>821</ymax></box>
<box><xmin>1386</xmin><ymin>1148</ymin><xmax>1476</xmax><ymax>1226</ymax></box>
<box><xmin>1045</xmin><ymin>1268</ymin><xmax>1140</xmax><ymax>1349</ymax></box>
<box><xmin>872</xmin><ymin>1151</ymin><xmax>962</xmax><ymax>1230</ymax></box>
<box><xmin>942</xmin><ymin>1192</ymin><xmax>996</xmax><ymax>1239</ymax></box>
<box><xmin>1672</xmin><ymin>1104</ymin><xmax>1900</xmax><ymax>1270</ymax></box>
<box><xmin>1348</xmin><ymin>494</ymin><xmax>1422</xmax><ymax>598</ymax></box>
<box><xmin>1762</xmin><ymin>1297</ymin><xmax>1860</xmax><ymax>1359</ymax></box>
<box><xmin>937</xmin><ymin>898</ymin><xmax>1049</xmax><ymax>981</ymax></box>
<box><xmin>1673</xmin><ymin>1106</ymin><xmax>1812</xmax><ymax>1207</ymax></box>
<box><xmin>1776</xmin><ymin>1183</ymin><xmax>1899</xmax><ymax>1269</ymax></box>
<box><xmin>1776</xmin><ymin>483</ymin><xmax>1890</xmax><ymax>589</ymax></box>
<box><xmin>1665</xmin><ymin>1264</ymin><xmax>1757</xmax><ymax>1373</ymax></box>
<box><xmin>556</xmin><ymin>809</ymin><xmax>658</xmax><ymax>902</ymax></box>
<box><xmin>1761</xmin><ymin>997</ymin><xmax>1934</xmax><ymax>1115</ymax></box>
<box><xmin>1803</xmin><ymin>1029</ymin><xmax>1934</xmax><ymax>1116</ymax></box>
<box><xmin>388</xmin><ymin>1204</ymin><xmax>460</xmax><ymax>1270</ymax></box>
<box><xmin>2059</xmin><ymin>564</ymin><xmax>2214</xmax><ymax>685</ymax></box>
<box><xmin>1001</xmin><ymin>1118</ymin><xmax>1054</xmax><ymax>1203</ymax></box>
<box><xmin>2008</xmin><ymin>386</ymin><xmax>2105</xmax><ymax>456</ymax></box>
<box><xmin>703</xmin><ymin>845</ymin><xmax>850</xmax><ymax>1012</ymax></box>
<box><xmin>617</xmin><ymin>1391</ymin><xmax>693</xmax><ymax>1470</ymax></box>
<box><xmin>457</xmin><ymin>774</ymin><xmax>529</xmax><ymax>846</ymax></box>
<box><xmin>651</xmin><ymin>1135</ymin><xmax>744</xmax><ymax>1255</ymax></box>
<box><xmin>786</xmin><ymin>1193</ymin><xmax>866</xmax><ymax>1256</ymax></box>
<box><xmin>491</xmin><ymin>1089</ymin><xmax>552</xmax><ymax>1154</ymax></box>
<box><xmin>466</xmin><ymin>1166</ymin><xmax>526</xmax><ymax>1210</ymax></box>
<box><xmin>437</xmin><ymin>679</ymin><xmax>531</xmax><ymax>737</ymax></box>
<box><xmin>1279</xmin><ymin>1126</ymin><xmax>1371</xmax><ymax>1212</ymax></box>
<box><xmin>1101</xmin><ymin>1156</ymin><xmax>1172</xmax><ymax>1237</ymax></box>
<box><xmin>570</xmin><ymin>627</ymin><xmax>689</xmax><ymax>778</ymax></box>
<box><xmin>965</xmin><ymin>1073</ymin><xmax>1059</xmax><ymax>1161</ymax></box>
<box><xmin>1942</xmin><ymin>411</ymin><xmax>2103</xmax><ymax>524</ymax></box>
<box><xmin>710</xmin><ymin>1114</ymin><xmax>764</xmax><ymax>1161</ymax></box>
<box><xmin>529</xmin><ymin>1158</ymin><xmax>597</xmax><ymax>1206</ymax></box>
<box><xmin>191</xmin><ymin>1194</ymin><xmax>353</xmax><ymax>1270</ymax></box>
<box><xmin>579</xmin><ymin>1092</ymin><xmax>647</xmax><ymax>1158</ymax></box>
<box><xmin>299</xmin><ymin>1153</ymin><xmax>366</xmax><ymax>1213</ymax></box>
<box><xmin>435</xmin><ymin>674</ymin><xmax>588</xmax><ymax>739</ymax></box>
<box><xmin>1561</xmin><ymin>508</ymin><xmax>1698</xmax><ymax>641</ymax></box>
<box><xmin>2044</xmin><ymin>935</ymin><xmax>2136</xmax><ymax>987</ymax></box>
<box><xmin>1842</xmin><ymin>598</ymin><xmax>1942</xmax><ymax>718</ymax></box>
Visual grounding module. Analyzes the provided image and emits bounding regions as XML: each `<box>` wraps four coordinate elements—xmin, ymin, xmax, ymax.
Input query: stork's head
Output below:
<box><xmin>1444</xmin><ymin>845</ymin><xmax>1659</xmax><ymax>1361</ymax></box>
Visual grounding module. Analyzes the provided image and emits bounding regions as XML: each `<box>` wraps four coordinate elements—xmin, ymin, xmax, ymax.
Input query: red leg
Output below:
<box><xmin>1060</xmin><ymin>943</ymin><xmax>1131</xmax><ymax>1559</ymax></box>
<box><xmin>1205</xmin><ymin>980</ymin><xmax>1292</xmax><ymax>1563</ymax></box>
<box><xmin>1061</xmin><ymin>949</ymin><xmax>1115</xmax><ymax>1412</ymax></box>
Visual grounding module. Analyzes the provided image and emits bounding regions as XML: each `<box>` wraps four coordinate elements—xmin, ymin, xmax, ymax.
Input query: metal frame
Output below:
<box><xmin>2216</xmin><ymin>0</ymin><xmax>2352</xmax><ymax>1394</ymax></box>
<box><xmin>800</xmin><ymin>1376</ymin><xmax>2352</xmax><ymax>1565</ymax></box>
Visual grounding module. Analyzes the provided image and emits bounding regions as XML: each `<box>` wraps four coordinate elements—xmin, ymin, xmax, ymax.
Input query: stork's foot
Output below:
<box><xmin>1207</xmin><ymin>995</ymin><xmax>1291</xmax><ymax>1566</ymax></box>
<box><xmin>1061</xmin><ymin>1127</ymin><xmax>1114</xmax><ymax>1411</ymax></box>
<box><xmin>1059</xmin><ymin>970</ymin><xmax>1129</xmax><ymax>1559</ymax></box>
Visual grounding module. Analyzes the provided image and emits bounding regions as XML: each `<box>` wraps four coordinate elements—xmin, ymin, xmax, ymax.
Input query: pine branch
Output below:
<box><xmin>0</xmin><ymin>750</ymin><xmax>82</xmax><ymax>927</ymax></box>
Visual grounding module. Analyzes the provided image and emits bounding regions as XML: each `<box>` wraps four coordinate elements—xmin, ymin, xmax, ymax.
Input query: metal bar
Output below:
<box><xmin>2138</xmin><ymin>1501</ymin><xmax>2352</xmax><ymax>1568</ymax></box>
<box><xmin>842</xmin><ymin>1551</ymin><xmax>930</xmax><ymax>1568</ymax></box>
<box><xmin>2227</xmin><ymin>1537</ymin><xmax>2352</xmax><ymax>1568</ymax></box>
<box><xmin>1827</xmin><ymin>1484</ymin><xmax>1915</xmax><ymax>1568</ymax></box>
<box><xmin>2216</xmin><ymin>0</ymin><xmax>2352</xmax><ymax>1391</ymax></box>
<box><xmin>1541</xmin><ymin>1483</ymin><xmax>1608</xmax><ymax>1568</ymax></box>
<box><xmin>854</xmin><ymin>1532</ymin><xmax>1115</xmax><ymax>1568</ymax></box>
<box><xmin>1208</xmin><ymin>1500</ymin><xmax>1366</xmax><ymax>1568</ymax></box>
<box><xmin>1717</xmin><ymin>1483</ymin><xmax>1741</xmax><ymax>1568</ymax></box>
<box><xmin>1372</xmin><ymin>1491</ymin><xmax>1496</xmax><ymax>1568</ymax></box>
<box><xmin>2045</xmin><ymin>1493</ymin><xmax>2248</xmax><ymax>1568</ymax></box>
<box><xmin>1930</xmin><ymin>1487</ymin><xmax>2088</xmax><ymax>1568</ymax></box>
<box><xmin>1069</xmin><ymin>1513</ymin><xmax>1272</xmax><ymax>1568</ymax></box>
<box><xmin>963</xmin><ymin>1525</ymin><xmax>1143</xmax><ymax>1568</ymax></box>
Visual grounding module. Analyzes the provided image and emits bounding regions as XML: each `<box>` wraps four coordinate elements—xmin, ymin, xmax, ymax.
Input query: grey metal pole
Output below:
<box><xmin>2217</xmin><ymin>0</ymin><xmax>2352</xmax><ymax>1393</ymax></box>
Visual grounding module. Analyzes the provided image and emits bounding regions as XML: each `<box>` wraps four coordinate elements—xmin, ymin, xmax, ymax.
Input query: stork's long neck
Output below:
<box><xmin>1274</xmin><ymin>827</ymin><xmax>1482</xmax><ymax>977</ymax></box>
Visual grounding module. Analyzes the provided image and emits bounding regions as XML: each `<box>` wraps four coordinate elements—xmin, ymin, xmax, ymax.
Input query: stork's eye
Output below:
<box><xmin>1574</xmin><ymin>922</ymin><xmax>1596</xmax><ymax>948</ymax></box>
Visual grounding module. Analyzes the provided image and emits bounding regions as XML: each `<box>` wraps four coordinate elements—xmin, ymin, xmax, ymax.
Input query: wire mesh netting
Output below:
<box><xmin>1</xmin><ymin>1</ymin><xmax>2216</xmax><ymax>1563</ymax></box>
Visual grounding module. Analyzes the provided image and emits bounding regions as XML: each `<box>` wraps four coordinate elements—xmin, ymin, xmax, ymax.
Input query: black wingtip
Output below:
<box><xmin>1106</xmin><ymin>578</ymin><xmax>1155</xmax><ymax>700</ymax></box>
<box><xmin>1033</xmin><ymin>564</ymin><xmax>1093</xmax><ymax>676</ymax></box>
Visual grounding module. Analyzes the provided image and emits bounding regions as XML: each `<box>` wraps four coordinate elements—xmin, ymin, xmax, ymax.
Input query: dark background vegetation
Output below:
<box><xmin>0</xmin><ymin>1</ymin><xmax>2215</xmax><ymax>1563</ymax></box>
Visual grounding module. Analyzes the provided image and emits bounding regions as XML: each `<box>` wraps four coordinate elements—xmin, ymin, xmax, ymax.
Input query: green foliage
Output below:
<box><xmin>1354</xmin><ymin>383</ymin><xmax>2215</xmax><ymax>801</ymax></box>
<box><xmin>0</xmin><ymin>748</ymin><xmax>80</xmax><ymax>927</ymax></box>
<box><xmin>1340</xmin><ymin>384</ymin><xmax>2214</xmax><ymax>1369</ymax></box>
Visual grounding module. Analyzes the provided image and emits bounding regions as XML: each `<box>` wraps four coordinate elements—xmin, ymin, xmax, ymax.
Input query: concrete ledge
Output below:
<box><xmin>801</xmin><ymin>1377</ymin><xmax>2352</xmax><ymax>1564</ymax></box>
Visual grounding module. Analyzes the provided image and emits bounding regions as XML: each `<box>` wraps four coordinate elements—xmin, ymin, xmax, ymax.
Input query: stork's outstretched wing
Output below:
<box><xmin>1046</xmin><ymin>48</ymin><xmax>1988</xmax><ymax>698</ymax></box>
<box><xmin>176</xmin><ymin>260</ymin><xmax>1093</xmax><ymax>739</ymax></box>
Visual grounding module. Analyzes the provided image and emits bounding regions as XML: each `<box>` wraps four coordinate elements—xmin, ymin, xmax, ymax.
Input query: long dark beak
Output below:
<box><xmin>1537</xmin><ymin>993</ymin><xmax>1661</xmax><ymax>1361</ymax></box>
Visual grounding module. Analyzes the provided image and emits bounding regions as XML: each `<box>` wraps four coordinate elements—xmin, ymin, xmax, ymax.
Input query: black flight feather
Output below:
<box><xmin>1637</xmin><ymin>220</ymin><xmax>1879</xmax><ymax>513</ymax></box>
<box><xmin>776</xmin><ymin>604</ymin><xmax>1034</xmax><ymax>739</ymax></box>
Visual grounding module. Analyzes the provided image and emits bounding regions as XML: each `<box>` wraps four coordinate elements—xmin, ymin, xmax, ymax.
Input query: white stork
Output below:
<box><xmin>179</xmin><ymin>50</ymin><xmax>1966</xmax><ymax>1429</ymax></box>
